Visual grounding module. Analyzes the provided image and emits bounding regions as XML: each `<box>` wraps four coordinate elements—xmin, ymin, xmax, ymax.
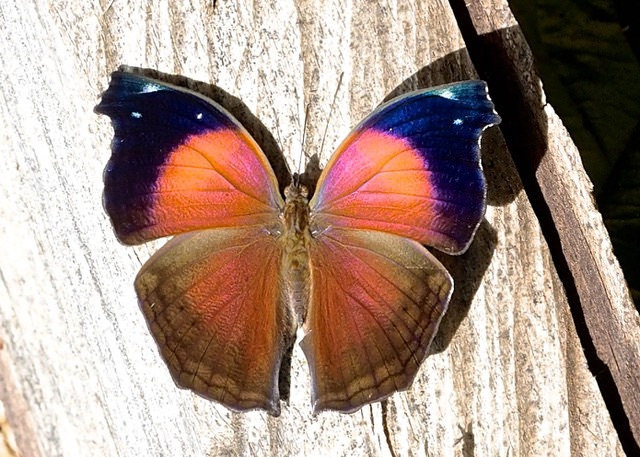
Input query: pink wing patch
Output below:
<box><xmin>310</xmin><ymin>130</ymin><xmax>445</xmax><ymax>244</ymax></box>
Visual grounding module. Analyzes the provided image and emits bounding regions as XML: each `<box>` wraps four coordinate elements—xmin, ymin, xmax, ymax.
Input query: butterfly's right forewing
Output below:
<box><xmin>309</xmin><ymin>81</ymin><xmax>499</xmax><ymax>254</ymax></box>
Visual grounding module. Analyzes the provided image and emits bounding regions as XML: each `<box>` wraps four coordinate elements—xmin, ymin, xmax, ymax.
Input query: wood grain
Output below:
<box><xmin>0</xmin><ymin>0</ymin><xmax>631</xmax><ymax>455</ymax></box>
<box><xmin>459</xmin><ymin>0</ymin><xmax>640</xmax><ymax>448</ymax></box>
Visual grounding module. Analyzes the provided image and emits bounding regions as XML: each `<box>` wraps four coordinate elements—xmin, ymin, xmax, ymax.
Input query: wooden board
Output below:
<box><xmin>0</xmin><ymin>0</ymin><xmax>632</xmax><ymax>455</ymax></box>
<box><xmin>459</xmin><ymin>0</ymin><xmax>640</xmax><ymax>449</ymax></box>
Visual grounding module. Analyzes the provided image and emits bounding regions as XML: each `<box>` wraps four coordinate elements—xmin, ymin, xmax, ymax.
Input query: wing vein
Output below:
<box><xmin>325</xmin><ymin>236</ymin><xmax>425</xmax><ymax>329</ymax></box>
<box><xmin>316</xmin><ymin>213</ymin><xmax>462</xmax><ymax>240</ymax></box>
<box><xmin>146</xmin><ymin>237</ymin><xmax>267</xmax><ymax>320</ymax></box>
<box><xmin>321</xmin><ymin>237</ymin><xmax>420</xmax><ymax>365</ymax></box>
<box><xmin>331</xmin><ymin>266</ymin><xmax>384</xmax><ymax>395</ymax></box>
<box><xmin>315</xmin><ymin>144</ymin><xmax>410</xmax><ymax>211</ymax></box>
<box><xmin>353</xmin><ymin>190</ymin><xmax>481</xmax><ymax>207</ymax></box>
<box><xmin>332</xmin><ymin>272</ymin><xmax>412</xmax><ymax>384</ymax></box>
<box><xmin>183</xmin><ymin>142</ymin><xmax>274</xmax><ymax>207</ymax></box>
<box><xmin>127</xmin><ymin>212</ymin><xmax>277</xmax><ymax>234</ymax></box>
<box><xmin>313</xmin><ymin>263</ymin><xmax>353</xmax><ymax>401</ymax></box>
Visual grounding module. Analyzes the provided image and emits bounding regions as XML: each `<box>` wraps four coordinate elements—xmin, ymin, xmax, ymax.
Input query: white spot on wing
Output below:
<box><xmin>453</xmin><ymin>118</ymin><xmax>463</xmax><ymax>125</ymax></box>
<box><xmin>141</xmin><ymin>83</ymin><xmax>161</xmax><ymax>93</ymax></box>
<box><xmin>440</xmin><ymin>89</ymin><xmax>457</xmax><ymax>100</ymax></box>
<box><xmin>196</xmin><ymin>112</ymin><xmax>203</xmax><ymax>120</ymax></box>
<box><xmin>131</xmin><ymin>111</ymin><xmax>142</xmax><ymax>119</ymax></box>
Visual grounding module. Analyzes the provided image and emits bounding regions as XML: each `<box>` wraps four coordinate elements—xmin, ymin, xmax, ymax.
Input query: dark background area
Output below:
<box><xmin>509</xmin><ymin>0</ymin><xmax>640</xmax><ymax>306</ymax></box>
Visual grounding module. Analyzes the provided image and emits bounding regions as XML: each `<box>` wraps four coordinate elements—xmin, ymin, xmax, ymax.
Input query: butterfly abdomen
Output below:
<box><xmin>281</xmin><ymin>184</ymin><xmax>312</xmax><ymax>326</ymax></box>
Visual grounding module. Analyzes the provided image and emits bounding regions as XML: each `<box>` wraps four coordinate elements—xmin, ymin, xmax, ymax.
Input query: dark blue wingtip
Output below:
<box><xmin>361</xmin><ymin>79</ymin><xmax>500</xmax><ymax>138</ymax></box>
<box><xmin>441</xmin><ymin>80</ymin><xmax>501</xmax><ymax>127</ymax></box>
<box><xmin>95</xmin><ymin>71</ymin><xmax>136</xmax><ymax>114</ymax></box>
<box><xmin>95</xmin><ymin>71</ymin><xmax>168</xmax><ymax>118</ymax></box>
<box><xmin>95</xmin><ymin>71</ymin><xmax>237</xmax><ymax>135</ymax></box>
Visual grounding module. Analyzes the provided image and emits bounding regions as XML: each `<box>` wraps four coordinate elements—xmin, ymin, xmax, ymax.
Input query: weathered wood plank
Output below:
<box><xmin>0</xmin><ymin>0</ymin><xmax>628</xmax><ymax>455</ymax></box>
<box><xmin>458</xmin><ymin>0</ymin><xmax>640</xmax><ymax>448</ymax></box>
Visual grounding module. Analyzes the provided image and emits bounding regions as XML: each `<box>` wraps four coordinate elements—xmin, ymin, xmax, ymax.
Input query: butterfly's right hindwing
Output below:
<box><xmin>136</xmin><ymin>227</ymin><xmax>293</xmax><ymax>416</ymax></box>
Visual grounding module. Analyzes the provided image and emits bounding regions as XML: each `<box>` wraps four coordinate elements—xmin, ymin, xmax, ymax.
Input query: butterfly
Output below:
<box><xmin>95</xmin><ymin>71</ymin><xmax>500</xmax><ymax>416</ymax></box>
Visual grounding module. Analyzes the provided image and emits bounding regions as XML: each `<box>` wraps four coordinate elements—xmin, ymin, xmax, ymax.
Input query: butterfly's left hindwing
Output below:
<box><xmin>96</xmin><ymin>72</ymin><xmax>283</xmax><ymax>245</ymax></box>
<box><xmin>135</xmin><ymin>227</ymin><xmax>293</xmax><ymax>416</ymax></box>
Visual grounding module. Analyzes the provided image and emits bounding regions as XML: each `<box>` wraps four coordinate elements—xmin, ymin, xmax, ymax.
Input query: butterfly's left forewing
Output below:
<box><xmin>95</xmin><ymin>72</ymin><xmax>284</xmax><ymax>245</ymax></box>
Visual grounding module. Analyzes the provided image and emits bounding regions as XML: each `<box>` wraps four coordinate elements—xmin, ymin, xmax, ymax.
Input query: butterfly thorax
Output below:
<box><xmin>281</xmin><ymin>183</ymin><xmax>312</xmax><ymax>326</ymax></box>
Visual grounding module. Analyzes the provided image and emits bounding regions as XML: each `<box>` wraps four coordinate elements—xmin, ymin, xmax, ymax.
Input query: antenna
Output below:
<box><xmin>319</xmin><ymin>72</ymin><xmax>344</xmax><ymax>160</ymax></box>
<box><xmin>269</xmin><ymin>102</ymin><xmax>292</xmax><ymax>180</ymax></box>
<box><xmin>298</xmin><ymin>104</ymin><xmax>311</xmax><ymax>176</ymax></box>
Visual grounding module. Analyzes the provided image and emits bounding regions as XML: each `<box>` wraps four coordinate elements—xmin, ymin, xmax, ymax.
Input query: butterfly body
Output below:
<box><xmin>96</xmin><ymin>71</ymin><xmax>500</xmax><ymax>415</ymax></box>
<box><xmin>281</xmin><ymin>182</ymin><xmax>312</xmax><ymax>325</ymax></box>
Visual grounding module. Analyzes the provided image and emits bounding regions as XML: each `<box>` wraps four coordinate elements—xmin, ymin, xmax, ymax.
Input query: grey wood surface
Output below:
<box><xmin>0</xmin><ymin>0</ymin><xmax>633</xmax><ymax>456</ymax></box>
<box><xmin>464</xmin><ymin>0</ymin><xmax>640</xmax><ymax>446</ymax></box>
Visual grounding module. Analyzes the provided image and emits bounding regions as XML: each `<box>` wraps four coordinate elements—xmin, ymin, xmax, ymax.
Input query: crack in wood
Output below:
<box><xmin>381</xmin><ymin>400</ymin><xmax>398</xmax><ymax>457</ymax></box>
<box><xmin>448</xmin><ymin>0</ymin><xmax>640</xmax><ymax>453</ymax></box>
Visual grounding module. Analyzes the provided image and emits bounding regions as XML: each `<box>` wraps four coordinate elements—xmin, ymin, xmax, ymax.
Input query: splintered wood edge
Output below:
<box><xmin>463</xmin><ymin>0</ymin><xmax>640</xmax><ymax>445</ymax></box>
